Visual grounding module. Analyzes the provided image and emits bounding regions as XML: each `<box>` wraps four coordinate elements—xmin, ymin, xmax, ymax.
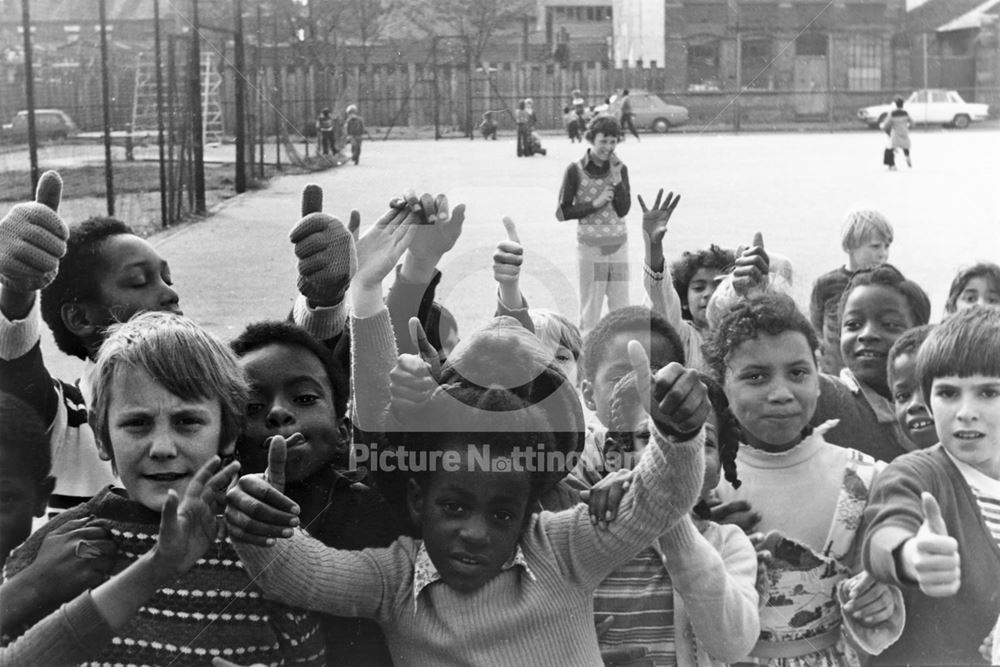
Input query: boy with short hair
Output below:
<box><xmin>809</xmin><ymin>208</ymin><xmax>893</xmax><ymax>374</ymax></box>
<box><xmin>861</xmin><ymin>306</ymin><xmax>1000</xmax><ymax>665</ymax></box>
<box><xmin>557</xmin><ymin>115</ymin><xmax>632</xmax><ymax>333</ymax></box>
<box><xmin>886</xmin><ymin>324</ymin><xmax>937</xmax><ymax>450</ymax></box>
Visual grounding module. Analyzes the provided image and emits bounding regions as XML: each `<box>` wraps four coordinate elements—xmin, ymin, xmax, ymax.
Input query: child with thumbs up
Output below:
<box><xmin>862</xmin><ymin>306</ymin><xmax>1000</xmax><ymax>665</ymax></box>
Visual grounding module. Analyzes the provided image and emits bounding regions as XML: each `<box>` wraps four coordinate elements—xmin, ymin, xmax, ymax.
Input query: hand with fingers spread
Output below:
<box><xmin>289</xmin><ymin>183</ymin><xmax>358</xmax><ymax>307</ymax></box>
<box><xmin>225</xmin><ymin>435</ymin><xmax>302</xmax><ymax>547</ymax></box>
<box><xmin>493</xmin><ymin>216</ymin><xmax>525</xmax><ymax>310</ymax></box>
<box><xmin>403</xmin><ymin>192</ymin><xmax>466</xmax><ymax>263</ymax></box>
<box><xmin>839</xmin><ymin>571</ymin><xmax>898</xmax><ymax>627</ymax></box>
<box><xmin>899</xmin><ymin>492</ymin><xmax>961</xmax><ymax>597</ymax></box>
<box><xmin>628</xmin><ymin>340</ymin><xmax>710</xmax><ymax>440</ymax></box>
<box><xmin>152</xmin><ymin>456</ymin><xmax>241</xmax><ymax>578</ymax></box>
<box><xmin>732</xmin><ymin>232</ymin><xmax>770</xmax><ymax>296</ymax></box>
<box><xmin>354</xmin><ymin>205</ymin><xmax>419</xmax><ymax>291</ymax></box>
<box><xmin>580</xmin><ymin>469</ymin><xmax>634</xmax><ymax>530</ymax></box>
<box><xmin>638</xmin><ymin>189</ymin><xmax>681</xmax><ymax>273</ymax></box>
<box><xmin>389</xmin><ymin>318</ymin><xmax>442</xmax><ymax>417</ymax></box>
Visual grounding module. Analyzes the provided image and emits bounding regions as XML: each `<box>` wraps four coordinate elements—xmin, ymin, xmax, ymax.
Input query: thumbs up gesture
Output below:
<box><xmin>389</xmin><ymin>318</ymin><xmax>442</xmax><ymax>417</ymax></box>
<box><xmin>900</xmin><ymin>492</ymin><xmax>961</xmax><ymax>597</ymax></box>
<box><xmin>224</xmin><ymin>434</ymin><xmax>302</xmax><ymax>547</ymax></box>
<box><xmin>0</xmin><ymin>170</ymin><xmax>68</xmax><ymax>293</ymax></box>
<box><xmin>289</xmin><ymin>183</ymin><xmax>358</xmax><ymax>307</ymax></box>
<box><xmin>732</xmin><ymin>231</ymin><xmax>770</xmax><ymax>296</ymax></box>
<box><xmin>627</xmin><ymin>340</ymin><xmax>709</xmax><ymax>440</ymax></box>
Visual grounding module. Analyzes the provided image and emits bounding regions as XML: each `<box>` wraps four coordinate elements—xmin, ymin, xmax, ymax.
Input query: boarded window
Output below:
<box><xmin>796</xmin><ymin>33</ymin><xmax>828</xmax><ymax>56</ymax></box>
<box><xmin>847</xmin><ymin>34</ymin><xmax>882</xmax><ymax>90</ymax></box>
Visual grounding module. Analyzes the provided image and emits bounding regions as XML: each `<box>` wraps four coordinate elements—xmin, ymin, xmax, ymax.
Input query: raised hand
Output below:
<box><xmin>224</xmin><ymin>435</ymin><xmax>302</xmax><ymax>547</ymax></box>
<box><xmin>592</xmin><ymin>186</ymin><xmax>615</xmax><ymax>210</ymax></box>
<box><xmin>153</xmin><ymin>456</ymin><xmax>240</xmax><ymax>577</ymax></box>
<box><xmin>627</xmin><ymin>340</ymin><xmax>709</xmax><ymax>439</ymax></box>
<box><xmin>403</xmin><ymin>191</ymin><xmax>466</xmax><ymax>263</ymax></box>
<box><xmin>732</xmin><ymin>232</ymin><xmax>770</xmax><ymax>295</ymax></box>
<box><xmin>0</xmin><ymin>170</ymin><xmax>68</xmax><ymax>294</ymax></box>
<box><xmin>638</xmin><ymin>189</ymin><xmax>681</xmax><ymax>248</ymax></box>
<box><xmin>289</xmin><ymin>183</ymin><xmax>357</xmax><ymax>307</ymax></box>
<box><xmin>900</xmin><ymin>492</ymin><xmax>960</xmax><ymax>597</ymax></box>
<box><xmin>580</xmin><ymin>468</ymin><xmax>633</xmax><ymax>530</ymax></box>
<box><xmin>493</xmin><ymin>216</ymin><xmax>525</xmax><ymax>311</ymax></box>
<box><xmin>389</xmin><ymin>318</ymin><xmax>441</xmax><ymax>417</ymax></box>
<box><xmin>354</xmin><ymin>205</ymin><xmax>419</xmax><ymax>290</ymax></box>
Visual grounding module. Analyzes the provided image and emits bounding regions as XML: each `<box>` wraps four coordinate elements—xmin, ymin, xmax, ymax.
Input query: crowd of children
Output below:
<box><xmin>1</xmin><ymin>105</ymin><xmax>1000</xmax><ymax>667</ymax></box>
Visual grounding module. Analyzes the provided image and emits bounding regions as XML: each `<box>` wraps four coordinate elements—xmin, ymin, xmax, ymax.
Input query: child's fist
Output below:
<box><xmin>901</xmin><ymin>492</ymin><xmax>961</xmax><ymax>597</ymax></box>
<box><xmin>0</xmin><ymin>170</ymin><xmax>68</xmax><ymax>293</ymax></box>
<box><xmin>732</xmin><ymin>232</ymin><xmax>770</xmax><ymax>295</ymax></box>
<box><xmin>289</xmin><ymin>184</ymin><xmax>357</xmax><ymax>307</ymax></box>
<box><xmin>493</xmin><ymin>217</ymin><xmax>523</xmax><ymax>285</ymax></box>
<box><xmin>627</xmin><ymin>340</ymin><xmax>708</xmax><ymax>440</ymax></box>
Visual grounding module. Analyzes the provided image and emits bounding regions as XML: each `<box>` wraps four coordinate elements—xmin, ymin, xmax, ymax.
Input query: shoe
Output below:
<box><xmin>906</xmin><ymin>156</ymin><xmax>912</xmax><ymax>167</ymax></box>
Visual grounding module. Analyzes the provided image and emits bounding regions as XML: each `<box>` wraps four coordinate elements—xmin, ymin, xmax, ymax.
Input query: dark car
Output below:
<box><xmin>2</xmin><ymin>109</ymin><xmax>79</xmax><ymax>142</ymax></box>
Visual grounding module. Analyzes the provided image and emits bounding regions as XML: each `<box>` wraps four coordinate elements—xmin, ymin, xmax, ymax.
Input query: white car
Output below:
<box><xmin>857</xmin><ymin>89</ymin><xmax>990</xmax><ymax>129</ymax></box>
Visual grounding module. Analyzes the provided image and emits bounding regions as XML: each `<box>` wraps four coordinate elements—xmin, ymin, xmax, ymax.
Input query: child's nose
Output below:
<box><xmin>148</xmin><ymin>431</ymin><xmax>179</xmax><ymax>459</ymax></box>
<box><xmin>266</xmin><ymin>403</ymin><xmax>296</xmax><ymax>428</ymax></box>
<box><xmin>459</xmin><ymin>517</ymin><xmax>490</xmax><ymax>546</ymax></box>
<box><xmin>955</xmin><ymin>397</ymin><xmax>979</xmax><ymax>422</ymax></box>
<box><xmin>767</xmin><ymin>382</ymin><xmax>795</xmax><ymax>403</ymax></box>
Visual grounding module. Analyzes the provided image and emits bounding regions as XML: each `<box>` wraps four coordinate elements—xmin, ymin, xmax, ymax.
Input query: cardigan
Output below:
<box><xmin>0</xmin><ymin>592</ymin><xmax>115</xmax><ymax>666</ymax></box>
<box><xmin>862</xmin><ymin>445</ymin><xmax>1000</xmax><ymax>665</ymax></box>
<box><xmin>234</xmin><ymin>423</ymin><xmax>705</xmax><ymax>667</ymax></box>
<box><xmin>3</xmin><ymin>487</ymin><xmax>326</xmax><ymax>666</ymax></box>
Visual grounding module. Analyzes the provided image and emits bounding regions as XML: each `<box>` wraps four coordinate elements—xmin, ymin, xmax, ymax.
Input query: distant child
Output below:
<box><xmin>810</xmin><ymin>208</ymin><xmax>893</xmax><ymax>375</ymax></box>
<box><xmin>557</xmin><ymin>115</ymin><xmax>632</xmax><ymax>332</ymax></box>
<box><xmin>344</xmin><ymin>104</ymin><xmax>367</xmax><ymax>165</ymax></box>
<box><xmin>588</xmin><ymin>370</ymin><xmax>759</xmax><ymax>665</ymax></box>
<box><xmin>564</xmin><ymin>105</ymin><xmax>582</xmax><ymax>142</ymax></box>
<box><xmin>2</xmin><ymin>312</ymin><xmax>326</xmax><ymax>666</ymax></box>
<box><xmin>887</xmin><ymin>324</ymin><xmax>937</xmax><ymax>450</ymax></box>
<box><xmin>225</xmin><ymin>341</ymin><xmax>710</xmax><ymax>665</ymax></box>
<box><xmin>881</xmin><ymin>97</ymin><xmax>911</xmax><ymax>170</ymax></box>
<box><xmin>705</xmin><ymin>293</ymin><xmax>903</xmax><ymax>664</ymax></box>
<box><xmin>515</xmin><ymin>99</ymin><xmax>534</xmax><ymax>157</ymax></box>
<box><xmin>478</xmin><ymin>110</ymin><xmax>498</xmax><ymax>140</ymax></box>
<box><xmin>0</xmin><ymin>394</ymin><xmax>54</xmax><ymax>567</ymax></box>
<box><xmin>231</xmin><ymin>320</ymin><xmax>404</xmax><ymax>667</ymax></box>
<box><xmin>943</xmin><ymin>261</ymin><xmax>1000</xmax><ymax>316</ymax></box>
<box><xmin>530</xmin><ymin>130</ymin><xmax>548</xmax><ymax>156</ymax></box>
<box><xmin>812</xmin><ymin>264</ymin><xmax>931</xmax><ymax>462</ymax></box>
<box><xmin>316</xmin><ymin>107</ymin><xmax>337</xmax><ymax>155</ymax></box>
<box><xmin>862</xmin><ymin>306</ymin><xmax>1000</xmax><ymax>665</ymax></box>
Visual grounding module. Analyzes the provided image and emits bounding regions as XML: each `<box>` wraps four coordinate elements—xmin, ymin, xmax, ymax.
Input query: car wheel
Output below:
<box><xmin>953</xmin><ymin>114</ymin><xmax>970</xmax><ymax>129</ymax></box>
<box><xmin>652</xmin><ymin>118</ymin><xmax>670</xmax><ymax>133</ymax></box>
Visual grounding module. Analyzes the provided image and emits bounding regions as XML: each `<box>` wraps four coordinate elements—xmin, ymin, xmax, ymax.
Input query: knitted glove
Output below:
<box><xmin>0</xmin><ymin>170</ymin><xmax>67</xmax><ymax>293</ymax></box>
<box><xmin>289</xmin><ymin>183</ymin><xmax>357</xmax><ymax>307</ymax></box>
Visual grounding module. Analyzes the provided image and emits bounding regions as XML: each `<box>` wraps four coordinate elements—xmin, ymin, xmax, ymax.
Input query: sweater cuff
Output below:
<box><xmin>63</xmin><ymin>591</ymin><xmax>115</xmax><ymax>649</ymax></box>
<box><xmin>0</xmin><ymin>295</ymin><xmax>41</xmax><ymax>361</ymax></box>
<box><xmin>642</xmin><ymin>262</ymin><xmax>663</xmax><ymax>281</ymax></box>
<box><xmin>865</xmin><ymin>525</ymin><xmax>914</xmax><ymax>587</ymax></box>
<box><xmin>658</xmin><ymin>513</ymin><xmax>700</xmax><ymax>552</ymax></box>
<box><xmin>635</xmin><ymin>425</ymin><xmax>705</xmax><ymax>527</ymax></box>
<box><xmin>291</xmin><ymin>293</ymin><xmax>346</xmax><ymax>341</ymax></box>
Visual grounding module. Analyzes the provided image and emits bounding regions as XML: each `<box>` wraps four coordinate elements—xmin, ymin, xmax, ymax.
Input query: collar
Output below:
<box><xmin>580</xmin><ymin>149</ymin><xmax>611</xmax><ymax>174</ymax></box>
<box><xmin>79</xmin><ymin>358</ymin><xmax>97</xmax><ymax>406</ymax></box>
<box><xmin>412</xmin><ymin>541</ymin><xmax>535</xmax><ymax>610</ymax></box>
<box><xmin>839</xmin><ymin>368</ymin><xmax>896</xmax><ymax>423</ymax></box>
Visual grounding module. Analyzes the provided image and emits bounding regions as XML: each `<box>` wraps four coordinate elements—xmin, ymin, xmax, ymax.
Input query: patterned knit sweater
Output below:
<box><xmin>3</xmin><ymin>486</ymin><xmax>326</xmax><ymax>667</ymax></box>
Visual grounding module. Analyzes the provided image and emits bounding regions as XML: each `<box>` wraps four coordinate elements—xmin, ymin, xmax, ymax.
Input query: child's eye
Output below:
<box><xmin>981</xmin><ymin>388</ymin><xmax>1000</xmax><ymax>399</ymax></box>
<box><xmin>740</xmin><ymin>372</ymin><xmax>765</xmax><ymax>384</ymax></box>
<box><xmin>933</xmin><ymin>387</ymin><xmax>958</xmax><ymax>400</ymax></box>
<box><xmin>893</xmin><ymin>390</ymin><xmax>912</xmax><ymax>403</ymax></box>
<box><xmin>294</xmin><ymin>394</ymin><xmax>320</xmax><ymax>406</ymax></box>
<box><xmin>493</xmin><ymin>510</ymin><xmax>516</xmax><ymax>523</ymax></box>
<box><xmin>842</xmin><ymin>319</ymin><xmax>861</xmax><ymax>331</ymax></box>
<box><xmin>246</xmin><ymin>402</ymin><xmax>265</xmax><ymax>416</ymax></box>
<box><xmin>440</xmin><ymin>501</ymin><xmax>466</xmax><ymax>516</ymax></box>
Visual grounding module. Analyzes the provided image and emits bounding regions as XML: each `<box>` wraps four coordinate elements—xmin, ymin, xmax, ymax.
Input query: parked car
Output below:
<box><xmin>1</xmin><ymin>109</ymin><xmax>79</xmax><ymax>142</ymax></box>
<box><xmin>857</xmin><ymin>89</ymin><xmax>990</xmax><ymax>129</ymax></box>
<box><xmin>596</xmin><ymin>90</ymin><xmax>690</xmax><ymax>132</ymax></box>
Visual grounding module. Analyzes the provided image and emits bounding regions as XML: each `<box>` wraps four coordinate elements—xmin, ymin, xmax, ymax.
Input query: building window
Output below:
<box><xmin>796</xmin><ymin>32</ymin><xmax>828</xmax><ymax>56</ymax></box>
<box><xmin>741</xmin><ymin>38</ymin><xmax>773</xmax><ymax>89</ymax></box>
<box><xmin>847</xmin><ymin>34</ymin><xmax>881</xmax><ymax>90</ymax></box>
<box><xmin>687</xmin><ymin>39</ymin><xmax>721</xmax><ymax>90</ymax></box>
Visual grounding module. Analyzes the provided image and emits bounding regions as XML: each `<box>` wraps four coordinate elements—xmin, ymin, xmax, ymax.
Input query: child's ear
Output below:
<box><xmin>34</xmin><ymin>476</ymin><xmax>56</xmax><ymax>518</ymax></box>
<box><xmin>95</xmin><ymin>436</ymin><xmax>113</xmax><ymax>462</ymax></box>
<box><xmin>406</xmin><ymin>478</ymin><xmax>426</xmax><ymax>527</ymax></box>
<box><xmin>219</xmin><ymin>438</ymin><xmax>236</xmax><ymax>458</ymax></box>
<box><xmin>580</xmin><ymin>379</ymin><xmax>597</xmax><ymax>412</ymax></box>
<box><xmin>61</xmin><ymin>302</ymin><xmax>100</xmax><ymax>339</ymax></box>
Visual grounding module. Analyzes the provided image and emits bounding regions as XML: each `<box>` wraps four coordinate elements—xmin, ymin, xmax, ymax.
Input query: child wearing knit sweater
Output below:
<box><xmin>557</xmin><ymin>114</ymin><xmax>632</xmax><ymax>333</ymax></box>
<box><xmin>704</xmin><ymin>294</ymin><xmax>903</xmax><ymax>666</ymax></box>
<box><xmin>861</xmin><ymin>306</ymin><xmax>1000</xmax><ymax>665</ymax></box>
<box><xmin>225</xmin><ymin>332</ymin><xmax>708</xmax><ymax>667</ymax></box>
<box><xmin>582</xmin><ymin>369</ymin><xmax>759</xmax><ymax>665</ymax></box>
<box><xmin>3</xmin><ymin>312</ymin><xmax>325</xmax><ymax>666</ymax></box>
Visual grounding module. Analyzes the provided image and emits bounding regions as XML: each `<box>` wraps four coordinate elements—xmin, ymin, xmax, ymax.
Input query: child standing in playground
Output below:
<box><xmin>557</xmin><ymin>115</ymin><xmax>631</xmax><ymax>333</ymax></box>
<box><xmin>344</xmin><ymin>104</ymin><xmax>367</xmax><ymax>165</ymax></box>
<box><xmin>316</xmin><ymin>107</ymin><xmax>337</xmax><ymax>156</ymax></box>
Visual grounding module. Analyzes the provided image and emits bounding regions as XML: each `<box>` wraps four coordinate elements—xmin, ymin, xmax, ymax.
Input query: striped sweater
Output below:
<box><xmin>3</xmin><ymin>486</ymin><xmax>325</xmax><ymax>667</ymax></box>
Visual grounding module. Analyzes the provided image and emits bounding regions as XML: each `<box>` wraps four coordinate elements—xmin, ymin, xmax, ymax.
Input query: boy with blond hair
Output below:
<box><xmin>809</xmin><ymin>208</ymin><xmax>893</xmax><ymax>374</ymax></box>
